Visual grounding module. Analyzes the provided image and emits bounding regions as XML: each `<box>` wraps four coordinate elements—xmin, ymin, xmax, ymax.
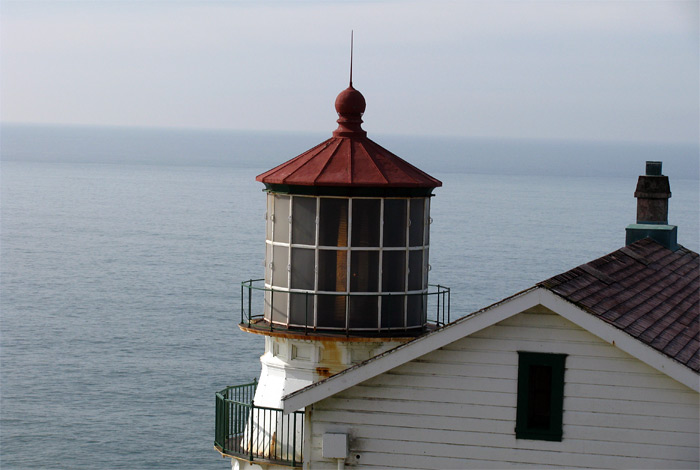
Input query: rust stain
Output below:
<box><xmin>316</xmin><ymin>367</ymin><xmax>331</xmax><ymax>378</ymax></box>
<box><xmin>269</xmin><ymin>432</ymin><xmax>277</xmax><ymax>456</ymax></box>
<box><xmin>321</xmin><ymin>340</ymin><xmax>342</xmax><ymax>365</ymax></box>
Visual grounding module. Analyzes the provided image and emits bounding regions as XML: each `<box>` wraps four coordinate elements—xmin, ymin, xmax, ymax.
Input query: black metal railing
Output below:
<box><xmin>240</xmin><ymin>279</ymin><xmax>450</xmax><ymax>335</ymax></box>
<box><xmin>215</xmin><ymin>381</ymin><xmax>304</xmax><ymax>467</ymax></box>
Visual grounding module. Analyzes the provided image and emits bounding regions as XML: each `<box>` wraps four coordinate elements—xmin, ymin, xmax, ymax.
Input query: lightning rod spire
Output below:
<box><xmin>350</xmin><ymin>30</ymin><xmax>354</xmax><ymax>87</ymax></box>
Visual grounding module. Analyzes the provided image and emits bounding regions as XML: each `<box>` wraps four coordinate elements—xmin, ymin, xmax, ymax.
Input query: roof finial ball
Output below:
<box><xmin>334</xmin><ymin>85</ymin><xmax>366</xmax><ymax>133</ymax></box>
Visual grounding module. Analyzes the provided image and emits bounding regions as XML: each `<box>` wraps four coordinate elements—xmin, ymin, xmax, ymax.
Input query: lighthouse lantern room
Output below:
<box><xmin>216</xmin><ymin>79</ymin><xmax>449</xmax><ymax>469</ymax></box>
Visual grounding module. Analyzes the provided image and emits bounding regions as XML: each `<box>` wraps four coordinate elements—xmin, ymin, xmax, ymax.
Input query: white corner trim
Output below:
<box><xmin>538</xmin><ymin>289</ymin><xmax>700</xmax><ymax>392</ymax></box>
<box><xmin>282</xmin><ymin>288</ymin><xmax>542</xmax><ymax>413</ymax></box>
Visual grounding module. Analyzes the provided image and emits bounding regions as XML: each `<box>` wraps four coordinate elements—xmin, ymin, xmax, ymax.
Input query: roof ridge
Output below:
<box><xmin>355</xmin><ymin>139</ymin><xmax>388</xmax><ymax>184</ymax></box>
<box><xmin>314</xmin><ymin>138</ymin><xmax>343</xmax><ymax>184</ymax></box>
<box><xmin>348</xmin><ymin>138</ymin><xmax>353</xmax><ymax>183</ymax></box>
<box><xmin>363</xmin><ymin>139</ymin><xmax>421</xmax><ymax>185</ymax></box>
<box><xmin>363</xmin><ymin>137</ymin><xmax>441</xmax><ymax>186</ymax></box>
<box><xmin>282</xmin><ymin>140</ymin><xmax>335</xmax><ymax>183</ymax></box>
<box><xmin>255</xmin><ymin>139</ymin><xmax>331</xmax><ymax>182</ymax></box>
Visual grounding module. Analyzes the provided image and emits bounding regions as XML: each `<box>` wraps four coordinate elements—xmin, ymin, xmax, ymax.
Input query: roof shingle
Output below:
<box><xmin>539</xmin><ymin>238</ymin><xmax>699</xmax><ymax>372</ymax></box>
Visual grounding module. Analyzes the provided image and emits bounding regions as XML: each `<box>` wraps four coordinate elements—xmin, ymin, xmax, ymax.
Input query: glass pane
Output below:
<box><xmin>319</xmin><ymin>198</ymin><xmax>348</xmax><ymax>247</ymax></box>
<box><xmin>383</xmin><ymin>199</ymin><xmax>407</xmax><ymax>247</ymax></box>
<box><xmin>292</xmin><ymin>196</ymin><xmax>316</xmax><ymax>245</ymax></box>
<box><xmin>350</xmin><ymin>251</ymin><xmax>379</xmax><ymax>292</ymax></box>
<box><xmin>382</xmin><ymin>251</ymin><xmax>405</xmax><ymax>292</ymax></box>
<box><xmin>270</xmin><ymin>291</ymin><xmax>288</xmax><ymax>324</ymax></box>
<box><xmin>266</xmin><ymin>194</ymin><xmax>274</xmax><ymax>241</ymax></box>
<box><xmin>273</xmin><ymin>195</ymin><xmax>290</xmax><ymax>243</ymax></box>
<box><xmin>272</xmin><ymin>245</ymin><xmax>289</xmax><ymax>288</ymax></box>
<box><xmin>349</xmin><ymin>296</ymin><xmax>379</xmax><ymax>328</ymax></box>
<box><xmin>289</xmin><ymin>292</ymin><xmax>313</xmax><ymax>327</ymax></box>
<box><xmin>407</xmin><ymin>293</ymin><xmax>425</xmax><ymax>327</ymax></box>
<box><xmin>264</xmin><ymin>243</ymin><xmax>272</xmax><ymax>285</ymax></box>
<box><xmin>409</xmin><ymin>198</ymin><xmax>424</xmax><ymax>246</ymax></box>
<box><xmin>351</xmin><ymin>199</ymin><xmax>380</xmax><ymax>247</ymax></box>
<box><xmin>381</xmin><ymin>295</ymin><xmax>405</xmax><ymax>328</ymax></box>
<box><xmin>318</xmin><ymin>250</ymin><xmax>347</xmax><ymax>292</ymax></box>
<box><xmin>263</xmin><ymin>289</ymin><xmax>271</xmax><ymax>320</ymax></box>
<box><xmin>408</xmin><ymin>250</ymin><xmax>423</xmax><ymax>291</ymax></box>
<box><xmin>291</xmin><ymin>248</ymin><xmax>315</xmax><ymax>290</ymax></box>
<box><xmin>528</xmin><ymin>365</ymin><xmax>553</xmax><ymax>429</ymax></box>
<box><xmin>317</xmin><ymin>294</ymin><xmax>346</xmax><ymax>328</ymax></box>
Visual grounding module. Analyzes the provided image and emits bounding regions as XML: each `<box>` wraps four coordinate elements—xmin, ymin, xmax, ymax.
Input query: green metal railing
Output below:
<box><xmin>215</xmin><ymin>381</ymin><xmax>304</xmax><ymax>467</ymax></box>
<box><xmin>240</xmin><ymin>279</ymin><xmax>451</xmax><ymax>335</ymax></box>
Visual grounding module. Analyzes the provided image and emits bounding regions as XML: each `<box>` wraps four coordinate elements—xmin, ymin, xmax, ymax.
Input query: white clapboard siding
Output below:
<box><xmin>344</xmin><ymin>423</ymin><xmax>697</xmax><ymax>459</ymax></box>
<box><xmin>318</xmin><ymin>398</ymin><xmax>515</xmax><ymax>420</ymax></box>
<box><xmin>306</xmin><ymin>309</ymin><xmax>700</xmax><ymax>469</ymax></box>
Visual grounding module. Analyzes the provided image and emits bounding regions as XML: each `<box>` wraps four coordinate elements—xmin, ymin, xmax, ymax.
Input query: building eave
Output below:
<box><xmin>282</xmin><ymin>287</ymin><xmax>540</xmax><ymax>414</ymax></box>
<box><xmin>538</xmin><ymin>289</ymin><xmax>699</xmax><ymax>392</ymax></box>
<box><xmin>282</xmin><ymin>286</ymin><xmax>700</xmax><ymax>414</ymax></box>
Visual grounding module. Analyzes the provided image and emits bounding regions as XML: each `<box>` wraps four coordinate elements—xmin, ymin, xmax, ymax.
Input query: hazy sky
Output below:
<box><xmin>1</xmin><ymin>1</ymin><xmax>698</xmax><ymax>143</ymax></box>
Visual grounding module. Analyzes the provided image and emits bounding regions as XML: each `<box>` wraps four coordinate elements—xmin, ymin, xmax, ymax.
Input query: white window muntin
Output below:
<box><xmin>264</xmin><ymin>193</ymin><xmax>431</xmax><ymax>328</ymax></box>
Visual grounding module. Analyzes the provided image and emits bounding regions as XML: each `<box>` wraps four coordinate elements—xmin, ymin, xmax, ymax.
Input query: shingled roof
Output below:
<box><xmin>538</xmin><ymin>237</ymin><xmax>699</xmax><ymax>372</ymax></box>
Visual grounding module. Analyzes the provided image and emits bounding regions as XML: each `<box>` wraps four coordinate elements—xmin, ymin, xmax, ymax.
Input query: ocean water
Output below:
<box><xmin>1</xmin><ymin>126</ymin><xmax>698</xmax><ymax>469</ymax></box>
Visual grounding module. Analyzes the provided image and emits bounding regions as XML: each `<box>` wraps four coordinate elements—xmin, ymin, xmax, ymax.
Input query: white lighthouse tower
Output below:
<box><xmin>215</xmin><ymin>80</ymin><xmax>447</xmax><ymax>469</ymax></box>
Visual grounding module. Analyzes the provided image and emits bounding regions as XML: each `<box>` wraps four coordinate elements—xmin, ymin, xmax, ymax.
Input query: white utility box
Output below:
<box><xmin>322</xmin><ymin>433</ymin><xmax>348</xmax><ymax>459</ymax></box>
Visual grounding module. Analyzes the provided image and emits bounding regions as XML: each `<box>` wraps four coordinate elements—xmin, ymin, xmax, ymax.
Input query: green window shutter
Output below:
<box><xmin>515</xmin><ymin>351</ymin><xmax>566</xmax><ymax>442</ymax></box>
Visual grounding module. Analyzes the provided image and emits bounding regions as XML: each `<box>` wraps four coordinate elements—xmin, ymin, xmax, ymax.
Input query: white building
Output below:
<box><xmin>280</xmin><ymin>161</ymin><xmax>699</xmax><ymax>470</ymax></box>
<box><xmin>215</xmin><ymin>80</ymin><xmax>699</xmax><ymax>470</ymax></box>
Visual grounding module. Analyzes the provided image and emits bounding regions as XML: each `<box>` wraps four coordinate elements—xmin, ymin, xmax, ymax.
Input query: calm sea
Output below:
<box><xmin>1</xmin><ymin>125</ymin><xmax>698</xmax><ymax>469</ymax></box>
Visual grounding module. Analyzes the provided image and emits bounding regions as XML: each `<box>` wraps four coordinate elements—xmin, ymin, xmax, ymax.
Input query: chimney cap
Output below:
<box><xmin>646</xmin><ymin>161</ymin><xmax>663</xmax><ymax>176</ymax></box>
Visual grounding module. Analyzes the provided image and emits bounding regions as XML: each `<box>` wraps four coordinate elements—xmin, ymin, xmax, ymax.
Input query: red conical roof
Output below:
<box><xmin>256</xmin><ymin>85</ymin><xmax>441</xmax><ymax>189</ymax></box>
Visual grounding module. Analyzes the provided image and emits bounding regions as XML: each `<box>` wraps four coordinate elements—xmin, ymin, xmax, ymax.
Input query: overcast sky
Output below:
<box><xmin>1</xmin><ymin>1</ymin><xmax>698</xmax><ymax>143</ymax></box>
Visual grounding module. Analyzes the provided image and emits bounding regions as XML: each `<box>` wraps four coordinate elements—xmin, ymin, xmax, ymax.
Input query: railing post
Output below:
<box><xmin>447</xmin><ymin>287</ymin><xmax>451</xmax><ymax>324</ymax></box>
<box><xmin>215</xmin><ymin>394</ymin><xmax>221</xmax><ymax>449</ymax></box>
<box><xmin>248</xmin><ymin>282</ymin><xmax>253</xmax><ymax>328</ymax></box>
<box><xmin>292</xmin><ymin>411</ymin><xmax>297</xmax><ymax>467</ymax></box>
<box><xmin>249</xmin><ymin>403</ymin><xmax>254</xmax><ymax>462</ymax></box>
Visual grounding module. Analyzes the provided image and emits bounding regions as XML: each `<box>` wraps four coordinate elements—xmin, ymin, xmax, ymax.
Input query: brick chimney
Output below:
<box><xmin>625</xmin><ymin>161</ymin><xmax>678</xmax><ymax>250</ymax></box>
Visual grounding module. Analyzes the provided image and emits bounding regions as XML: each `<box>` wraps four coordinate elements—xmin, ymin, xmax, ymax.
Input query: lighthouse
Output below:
<box><xmin>215</xmin><ymin>79</ymin><xmax>448</xmax><ymax>469</ymax></box>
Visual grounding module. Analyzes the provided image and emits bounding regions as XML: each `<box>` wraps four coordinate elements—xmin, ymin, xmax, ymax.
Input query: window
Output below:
<box><xmin>290</xmin><ymin>248</ymin><xmax>314</xmax><ymax>290</ymax></box>
<box><xmin>383</xmin><ymin>199</ymin><xmax>406</xmax><ymax>247</ymax></box>
<box><xmin>408</xmin><ymin>199</ymin><xmax>424</xmax><ymax>246</ymax></box>
<box><xmin>273</xmin><ymin>195</ymin><xmax>290</xmax><ymax>243</ymax></box>
<box><xmin>351</xmin><ymin>199</ymin><xmax>380</xmax><ymax>247</ymax></box>
<box><xmin>263</xmin><ymin>193</ymin><xmax>432</xmax><ymax>330</ymax></box>
<box><xmin>516</xmin><ymin>352</ymin><xmax>566</xmax><ymax>442</ymax></box>
<box><xmin>319</xmin><ymin>198</ymin><xmax>348</xmax><ymax>247</ymax></box>
<box><xmin>292</xmin><ymin>196</ymin><xmax>316</xmax><ymax>245</ymax></box>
